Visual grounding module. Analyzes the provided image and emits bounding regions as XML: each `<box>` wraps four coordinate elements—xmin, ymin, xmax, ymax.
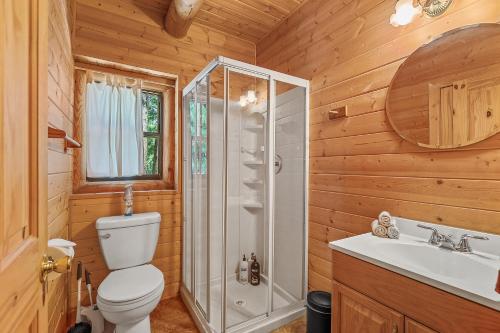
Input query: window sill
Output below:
<box><xmin>71</xmin><ymin>180</ymin><xmax>178</xmax><ymax>198</ymax></box>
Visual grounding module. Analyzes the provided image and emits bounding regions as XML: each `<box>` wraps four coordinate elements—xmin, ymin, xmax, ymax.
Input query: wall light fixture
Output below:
<box><xmin>390</xmin><ymin>0</ymin><xmax>453</xmax><ymax>27</ymax></box>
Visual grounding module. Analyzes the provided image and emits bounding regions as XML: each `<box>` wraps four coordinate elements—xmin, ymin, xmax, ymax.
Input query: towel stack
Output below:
<box><xmin>371</xmin><ymin>211</ymin><xmax>400</xmax><ymax>239</ymax></box>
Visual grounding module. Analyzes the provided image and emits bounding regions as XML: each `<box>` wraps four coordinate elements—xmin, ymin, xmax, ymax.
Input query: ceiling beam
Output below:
<box><xmin>164</xmin><ymin>0</ymin><xmax>205</xmax><ymax>38</ymax></box>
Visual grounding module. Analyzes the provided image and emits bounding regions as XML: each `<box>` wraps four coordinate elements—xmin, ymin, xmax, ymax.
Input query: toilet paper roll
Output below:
<box><xmin>48</xmin><ymin>238</ymin><xmax>76</xmax><ymax>258</ymax></box>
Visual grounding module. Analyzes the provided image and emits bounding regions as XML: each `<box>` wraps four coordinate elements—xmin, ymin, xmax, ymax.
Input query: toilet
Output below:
<box><xmin>96</xmin><ymin>212</ymin><xmax>164</xmax><ymax>333</ymax></box>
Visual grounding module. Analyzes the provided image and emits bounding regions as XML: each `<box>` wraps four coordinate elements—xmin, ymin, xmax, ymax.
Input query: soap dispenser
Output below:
<box><xmin>239</xmin><ymin>254</ymin><xmax>248</xmax><ymax>284</ymax></box>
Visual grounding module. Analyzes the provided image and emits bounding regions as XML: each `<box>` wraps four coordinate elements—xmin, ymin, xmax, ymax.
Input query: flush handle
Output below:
<box><xmin>101</xmin><ymin>233</ymin><xmax>111</xmax><ymax>239</ymax></box>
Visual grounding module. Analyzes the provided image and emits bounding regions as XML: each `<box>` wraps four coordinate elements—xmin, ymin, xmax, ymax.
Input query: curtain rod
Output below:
<box><xmin>75</xmin><ymin>61</ymin><xmax>176</xmax><ymax>88</ymax></box>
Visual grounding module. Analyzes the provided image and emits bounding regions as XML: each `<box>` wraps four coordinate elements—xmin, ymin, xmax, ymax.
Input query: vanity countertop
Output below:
<box><xmin>329</xmin><ymin>217</ymin><xmax>500</xmax><ymax>311</ymax></box>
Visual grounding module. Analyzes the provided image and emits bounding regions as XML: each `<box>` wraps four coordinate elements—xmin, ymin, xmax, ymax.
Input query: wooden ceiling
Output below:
<box><xmin>135</xmin><ymin>0</ymin><xmax>307</xmax><ymax>43</ymax></box>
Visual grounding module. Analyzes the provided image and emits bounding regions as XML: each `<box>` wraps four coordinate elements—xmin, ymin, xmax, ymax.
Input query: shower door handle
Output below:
<box><xmin>274</xmin><ymin>153</ymin><xmax>282</xmax><ymax>174</ymax></box>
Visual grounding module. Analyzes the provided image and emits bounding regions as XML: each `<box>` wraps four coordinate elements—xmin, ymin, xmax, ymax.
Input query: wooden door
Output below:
<box><xmin>332</xmin><ymin>282</ymin><xmax>404</xmax><ymax>333</ymax></box>
<box><xmin>0</xmin><ymin>0</ymin><xmax>48</xmax><ymax>332</ymax></box>
<box><xmin>405</xmin><ymin>318</ymin><xmax>438</xmax><ymax>333</ymax></box>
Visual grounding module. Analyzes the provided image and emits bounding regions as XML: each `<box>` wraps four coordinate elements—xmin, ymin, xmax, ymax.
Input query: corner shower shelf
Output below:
<box><xmin>243</xmin><ymin>178</ymin><xmax>263</xmax><ymax>185</ymax></box>
<box><xmin>244</xmin><ymin>160</ymin><xmax>264</xmax><ymax>167</ymax></box>
<box><xmin>244</xmin><ymin>124</ymin><xmax>264</xmax><ymax>131</ymax></box>
<box><xmin>242</xmin><ymin>201</ymin><xmax>264</xmax><ymax>209</ymax></box>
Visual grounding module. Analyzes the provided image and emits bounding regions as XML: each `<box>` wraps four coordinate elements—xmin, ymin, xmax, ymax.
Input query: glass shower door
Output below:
<box><xmin>183</xmin><ymin>89</ymin><xmax>194</xmax><ymax>294</ymax></box>
<box><xmin>273</xmin><ymin>81</ymin><xmax>307</xmax><ymax>311</ymax></box>
<box><xmin>193</xmin><ymin>77</ymin><xmax>209</xmax><ymax>317</ymax></box>
<box><xmin>224</xmin><ymin>68</ymin><xmax>271</xmax><ymax>330</ymax></box>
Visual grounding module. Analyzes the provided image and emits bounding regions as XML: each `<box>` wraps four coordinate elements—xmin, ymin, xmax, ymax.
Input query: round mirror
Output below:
<box><xmin>386</xmin><ymin>24</ymin><xmax>500</xmax><ymax>148</ymax></box>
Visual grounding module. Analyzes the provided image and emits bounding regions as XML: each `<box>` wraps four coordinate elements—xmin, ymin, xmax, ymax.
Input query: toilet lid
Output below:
<box><xmin>98</xmin><ymin>264</ymin><xmax>164</xmax><ymax>303</ymax></box>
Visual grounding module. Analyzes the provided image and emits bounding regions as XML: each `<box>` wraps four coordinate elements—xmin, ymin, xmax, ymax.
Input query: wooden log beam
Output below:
<box><xmin>164</xmin><ymin>0</ymin><xmax>204</xmax><ymax>38</ymax></box>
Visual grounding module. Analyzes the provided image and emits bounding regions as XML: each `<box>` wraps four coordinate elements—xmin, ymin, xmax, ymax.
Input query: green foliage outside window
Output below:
<box><xmin>142</xmin><ymin>90</ymin><xmax>162</xmax><ymax>176</ymax></box>
<box><xmin>190</xmin><ymin>100</ymin><xmax>207</xmax><ymax>175</ymax></box>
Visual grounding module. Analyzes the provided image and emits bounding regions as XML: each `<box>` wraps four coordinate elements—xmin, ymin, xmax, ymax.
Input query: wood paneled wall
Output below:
<box><xmin>68</xmin><ymin>0</ymin><xmax>256</xmax><ymax>315</ymax></box>
<box><xmin>256</xmin><ymin>0</ymin><xmax>500</xmax><ymax>292</ymax></box>
<box><xmin>48</xmin><ymin>0</ymin><xmax>74</xmax><ymax>331</ymax></box>
<box><xmin>72</xmin><ymin>0</ymin><xmax>255</xmax><ymax>87</ymax></box>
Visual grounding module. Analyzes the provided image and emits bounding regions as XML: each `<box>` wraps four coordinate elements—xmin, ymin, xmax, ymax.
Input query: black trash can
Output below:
<box><xmin>306</xmin><ymin>291</ymin><xmax>331</xmax><ymax>333</ymax></box>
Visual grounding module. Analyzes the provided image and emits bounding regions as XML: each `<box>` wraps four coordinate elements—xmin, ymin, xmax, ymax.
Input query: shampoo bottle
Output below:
<box><xmin>239</xmin><ymin>254</ymin><xmax>248</xmax><ymax>284</ymax></box>
<box><xmin>250</xmin><ymin>253</ymin><xmax>260</xmax><ymax>286</ymax></box>
<box><xmin>248</xmin><ymin>252</ymin><xmax>255</xmax><ymax>281</ymax></box>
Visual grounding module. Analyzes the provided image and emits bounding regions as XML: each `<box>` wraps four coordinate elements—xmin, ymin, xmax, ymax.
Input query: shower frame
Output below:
<box><xmin>181</xmin><ymin>56</ymin><xmax>309</xmax><ymax>333</ymax></box>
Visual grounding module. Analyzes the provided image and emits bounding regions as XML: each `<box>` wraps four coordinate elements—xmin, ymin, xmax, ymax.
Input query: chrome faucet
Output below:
<box><xmin>417</xmin><ymin>224</ymin><xmax>488</xmax><ymax>253</ymax></box>
<box><xmin>124</xmin><ymin>184</ymin><xmax>133</xmax><ymax>216</ymax></box>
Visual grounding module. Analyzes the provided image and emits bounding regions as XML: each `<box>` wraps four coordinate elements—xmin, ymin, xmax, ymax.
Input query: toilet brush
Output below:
<box><xmin>85</xmin><ymin>269</ymin><xmax>93</xmax><ymax>308</ymax></box>
<box><xmin>67</xmin><ymin>262</ymin><xmax>91</xmax><ymax>333</ymax></box>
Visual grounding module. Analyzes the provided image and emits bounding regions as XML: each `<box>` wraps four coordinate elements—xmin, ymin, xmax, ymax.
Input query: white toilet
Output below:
<box><xmin>96</xmin><ymin>212</ymin><xmax>164</xmax><ymax>333</ymax></box>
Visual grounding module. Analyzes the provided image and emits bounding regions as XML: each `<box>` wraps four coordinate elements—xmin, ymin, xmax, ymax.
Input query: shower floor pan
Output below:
<box><xmin>181</xmin><ymin>277</ymin><xmax>305</xmax><ymax>333</ymax></box>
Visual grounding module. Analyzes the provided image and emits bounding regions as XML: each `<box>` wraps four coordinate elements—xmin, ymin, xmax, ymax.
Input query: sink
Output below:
<box><xmin>372</xmin><ymin>242</ymin><xmax>498</xmax><ymax>293</ymax></box>
<box><xmin>329</xmin><ymin>218</ymin><xmax>500</xmax><ymax>311</ymax></box>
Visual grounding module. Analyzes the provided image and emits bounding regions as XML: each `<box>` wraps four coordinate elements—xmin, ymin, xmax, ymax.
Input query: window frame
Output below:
<box><xmin>85</xmin><ymin>89</ymin><xmax>165</xmax><ymax>182</ymax></box>
<box><xmin>72</xmin><ymin>59</ymin><xmax>178</xmax><ymax>194</ymax></box>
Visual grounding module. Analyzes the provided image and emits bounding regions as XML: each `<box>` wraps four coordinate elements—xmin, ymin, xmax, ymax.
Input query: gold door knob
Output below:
<box><xmin>40</xmin><ymin>254</ymin><xmax>72</xmax><ymax>282</ymax></box>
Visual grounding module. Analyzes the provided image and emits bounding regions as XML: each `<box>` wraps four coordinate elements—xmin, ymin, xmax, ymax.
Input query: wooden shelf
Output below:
<box><xmin>48</xmin><ymin>126</ymin><xmax>81</xmax><ymax>151</ymax></box>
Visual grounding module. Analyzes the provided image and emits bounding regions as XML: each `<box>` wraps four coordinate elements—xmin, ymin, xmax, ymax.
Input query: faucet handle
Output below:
<box><xmin>456</xmin><ymin>234</ymin><xmax>489</xmax><ymax>253</ymax></box>
<box><xmin>417</xmin><ymin>224</ymin><xmax>441</xmax><ymax>245</ymax></box>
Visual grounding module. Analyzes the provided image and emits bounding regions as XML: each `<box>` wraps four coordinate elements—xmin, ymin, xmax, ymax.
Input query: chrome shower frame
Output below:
<box><xmin>181</xmin><ymin>56</ymin><xmax>309</xmax><ymax>333</ymax></box>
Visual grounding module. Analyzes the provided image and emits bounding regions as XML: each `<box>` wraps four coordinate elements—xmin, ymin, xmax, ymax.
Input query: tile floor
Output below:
<box><xmin>150</xmin><ymin>297</ymin><xmax>306</xmax><ymax>333</ymax></box>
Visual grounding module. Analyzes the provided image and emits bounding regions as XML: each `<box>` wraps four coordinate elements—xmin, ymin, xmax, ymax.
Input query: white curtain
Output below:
<box><xmin>86</xmin><ymin>81</ymin><xmax>144</xmax><ymax>178</ymax></box>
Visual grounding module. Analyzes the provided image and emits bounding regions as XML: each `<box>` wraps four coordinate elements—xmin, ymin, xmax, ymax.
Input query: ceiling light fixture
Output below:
<box><xmin>390</xmin><ymin>0</ymin><xmax>453</xmax><ymax>27</ymax></box>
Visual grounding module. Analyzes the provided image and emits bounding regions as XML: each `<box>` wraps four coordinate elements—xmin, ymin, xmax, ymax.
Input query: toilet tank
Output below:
<box><xmin>96</xmin><ymin>212</ymin><xmax>161</xmax><ymax>270</ymax></box>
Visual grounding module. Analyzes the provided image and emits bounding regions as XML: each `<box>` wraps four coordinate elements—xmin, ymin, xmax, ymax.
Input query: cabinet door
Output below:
<box><xmin>332</xmin><ymin>282</ymin><xmax>404</xmax><ymax>333</ymax></box>
<box><xmin>405</xmin><ymin>318</ymin><xmax>438</xmax><ymax>333</ymax></box>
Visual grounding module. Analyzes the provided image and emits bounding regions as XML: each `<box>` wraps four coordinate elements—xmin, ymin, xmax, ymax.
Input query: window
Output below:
<box><xmin>142</xmin><ymin>90</ymin><xmax>163</xmax><ymax>177</ymax></box>
<box><xmin>73</xmin><ymin>63</ymin><xmax>177</xmax><ymax>192</ymax></box>
<box><xmin>85</xmin><ymin>83</ymin><xmax>164</xmax><ymax>181</ymax></box>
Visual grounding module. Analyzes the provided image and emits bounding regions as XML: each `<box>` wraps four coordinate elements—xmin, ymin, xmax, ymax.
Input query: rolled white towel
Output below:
<box><xmin>387</xmin><ymin>226</ymin><xmax>400</xmax><ymax>239</ymax></box>
<box><xmin>371</xmin><ymin>220</ymin><xmax>388</xmax><ymax>238</ymax></box>
<box><xmin>378</xmin><ymin>211</ymin><xmax>395</xmax><ymax>227</ymax></box>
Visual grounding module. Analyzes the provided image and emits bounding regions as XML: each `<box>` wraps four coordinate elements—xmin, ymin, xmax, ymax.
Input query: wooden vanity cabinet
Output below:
<box><xmin>405</xmin><ymin>319</ymin><xmax>437</xmax><ymax>333</ymax></box>
<box><xmin>331</xmin><ymin>250</ymin><xmax>500</xmax><ymax>333</ymax></box>
<box><xmin>332</xmin><ymin>282</ymin><xmax>404</xmax><ymax>333</ymax></box>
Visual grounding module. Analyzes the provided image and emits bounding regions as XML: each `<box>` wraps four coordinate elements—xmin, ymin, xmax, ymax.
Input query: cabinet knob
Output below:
<box><xmin>392</xmin><ymin>324</ymin><xmax>398</xmax><ymax>333</ymax></box>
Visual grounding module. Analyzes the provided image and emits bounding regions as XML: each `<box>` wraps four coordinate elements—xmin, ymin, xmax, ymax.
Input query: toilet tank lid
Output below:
<box><xmin>96</xmin><ymin>212</ymin><xmax>161</xmax><ymax>230</ymax></box>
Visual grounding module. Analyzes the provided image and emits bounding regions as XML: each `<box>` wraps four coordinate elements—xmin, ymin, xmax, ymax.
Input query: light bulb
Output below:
<box><xmin>390</xmin><ymin>0</ymin><xmax>422</xmax><ymax>27</ymax></box>
<box><xmin>239</xmin><ymin>95</ymin><xmax>248</xmax><ymax>107</ymax></box>
<box><xmin>247</xmin><ymin>90</ymin><xmax>257</xmax><ymax>103</ymax></box>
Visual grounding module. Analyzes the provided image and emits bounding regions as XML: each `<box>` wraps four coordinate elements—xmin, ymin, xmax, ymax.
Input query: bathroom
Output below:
<box><xmin>0</xmin><ymin>0</ymin><xmax>499</xmax><ymax>333</ymax></box>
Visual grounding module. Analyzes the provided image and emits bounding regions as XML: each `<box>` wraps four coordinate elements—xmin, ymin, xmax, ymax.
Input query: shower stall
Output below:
<box><xmin>182</xmin><ymin>57</ymin><xmax>309</xmax><ymax>333</ymax></box>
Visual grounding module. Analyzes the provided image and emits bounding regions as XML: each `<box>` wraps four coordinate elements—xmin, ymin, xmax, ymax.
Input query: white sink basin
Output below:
<box><xmin>329</xmin><ymin>219</ymin><xmax>500</xmax><ymax>311</ymax></box>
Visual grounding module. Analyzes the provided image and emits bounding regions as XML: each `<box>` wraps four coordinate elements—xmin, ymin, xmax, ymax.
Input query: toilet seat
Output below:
<box><xmin>97</xmin><ymin>264</ymin><xmax>164</xmax><ymax>312</ymax></box>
